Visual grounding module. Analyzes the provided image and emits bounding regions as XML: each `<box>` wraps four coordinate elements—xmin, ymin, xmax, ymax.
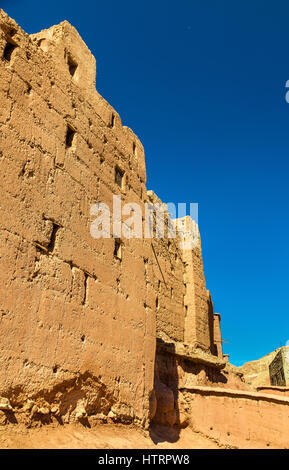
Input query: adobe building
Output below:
<box><xmin>1</xmin><ymin>10</ymin><xmax>289</xmax><ymax>448</ymax></box>
<box><xmin>269</xmin><ymin>349</ymin><xmax>289</xmax><ymax>386</ymax></box>
<box><xmin>0</xmin><ymin>9</ymin><xmax>229</xmax><ymax>428</ymax></box>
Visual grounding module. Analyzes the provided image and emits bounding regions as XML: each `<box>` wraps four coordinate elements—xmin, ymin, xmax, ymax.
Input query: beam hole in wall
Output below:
<box><xmin>144</xmin><ymin>258</ymin><xmax>148</xmax><ymax>280</ymax></box>
<box><xmin>109</xmin><ymin>113</ymin><xmax>115</xmax><ymax>128</ymax></box>
<box><xmin>82</xmin><ymin>273</ymin><xmax>88</xmax><ymax>305</ymax></box>
<box><xmin>47</xmin><ymin>223</ymin><xmax>60</xmax><ymax>253</ymax></box>
<box><xmin>3</xmin><ymin>42</ymin><xmax>17</xmax><ymax>62</ymax></box>
<box><xmin>81</xmin><ymin>335</ymin><xmax>85</xmax><ymax>342</ymax></box>
<box><xmin>114</xmin><ymin>239</ymin><xmax>122</xmax><ymax>260</ymax></box>
<box><xmin>65</xmin><ymin>125</ymin><xmax>76</xmax><ymax>148</ymax></box>
<box><xmin>52</xmin><ymin>366</ymin><xmax>58</xmax><ymax>374</ymax></box>
<box><xmin>8</xmin><ymin>28</ymin><xmax>17</xmax><ymax>37</ymax></box>
<box><xmin>67</xmin><ymin>54</ymin><xmax>78</xmax><ymax>77</ymax></box>
<box><xmin>115</xmin><ymin>166</ymin><xmax>124</xmax><ymax>189</ymax></box>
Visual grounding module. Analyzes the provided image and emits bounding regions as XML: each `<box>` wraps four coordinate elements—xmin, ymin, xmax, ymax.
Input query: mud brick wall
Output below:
<box><xmin>182</xmin><ymin>217</ymin><xmax>213</xmax><ymax>352</ymax></box>
<box><xmin>269</xmin><ymin>349</ymin><xmax>289</xmax><ymax>386</ymax></box>
<box><xmin>182</xmin><ymin>386</ymin><xmax>289</xmax><ymax>449</ymax></box>
<box><xmin>0</xmin><ymin>9</ymin><xmax>221</xmax><ymax>426</ymax></box>
<box><xmin>0</xmin><ymin>10</ymin><xmax>156</xmax><ymax>424</ymax></box>
<box><xmin>146</xmin><ymin>191</ymin><xmax>186</xmax><ymax>344</ymax></box>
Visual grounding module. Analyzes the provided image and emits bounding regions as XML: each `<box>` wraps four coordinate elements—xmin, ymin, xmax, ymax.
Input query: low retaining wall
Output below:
<box><xmin>256</xmin><ymin>386</ymin><xmax>289</xmax><ymax>397</ymax></box>
<box><xmin>180</xmin><ymin>386</ymin><xmax>289</xmax><ymax>448</ymax></box>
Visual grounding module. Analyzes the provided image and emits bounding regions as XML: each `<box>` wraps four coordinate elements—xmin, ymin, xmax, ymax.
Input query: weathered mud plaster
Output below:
<box><xmin>0</xmin><ymin>9</ymin><xmax>241</xmax><ymax>430</ymax></box>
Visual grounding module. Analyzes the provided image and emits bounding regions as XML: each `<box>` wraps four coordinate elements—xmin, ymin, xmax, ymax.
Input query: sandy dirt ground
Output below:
<box><xmin>0</xmin><ymin>423</ymin><xmax>222</xmax><ymax>449</ymax></box>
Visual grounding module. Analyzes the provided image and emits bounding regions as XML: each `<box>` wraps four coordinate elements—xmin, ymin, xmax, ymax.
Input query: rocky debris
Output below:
<box><xmin>74</xmin><ymin>399</ymin><xmax>88</xmax><ymax>421</ymax></box>
<box><xmin>107</xmin><ymin>410</ymin><xmax>116</xmax><ymax>419</ymax></box>
<box><xmin>22</xmin><ymin>400</ymin><xmax>35</xmax><ymax>412</ymax></box>
<box><xmin>50</xmin><ymin>405</ymin><xmax>60</xmax><ymax>416</ymax></box>
<box><xmin>75</xmin><ymin>408</ymin><xmax>87</xmax><ymax>420</ymax></box>
<box><xmin>0</xmin><ymin>397</ymin><xmax>12</xmax><ymax>411</ymax></box>
<box><xmin>37</xmin><ymin>407</ymin><xmax>50</xmax><ymax>416</ymax></box>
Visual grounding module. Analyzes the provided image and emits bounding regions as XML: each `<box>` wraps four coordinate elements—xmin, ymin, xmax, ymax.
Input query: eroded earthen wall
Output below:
<box><xmin>269</xmin><ymin>349</ymin><xmax>289</xmax><ymax>386</ymax></box>
<box><xmin>0</xmin><ymin>9</ymin><xmax>225</xmax><ymax>427</ymax></box>
<box><xmin>0</xmin><ymin>10</ymin><xmax>156</xmax><ymax>424</ymax></box>
<box><xmin>213</xmin><ymin>313</ymin><xmax>223</xmax><ymax>358</ymax></box>
<box><xmin>183</xmin><ymin>386</ymin><xmax>289</xmax><ymax>448</ymax></box>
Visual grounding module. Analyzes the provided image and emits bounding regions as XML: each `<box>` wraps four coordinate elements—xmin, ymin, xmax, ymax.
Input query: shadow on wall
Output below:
<box><xmin>208</xmin><ymin>294</ymin><xmax>217</xmax><ymax>356</ymax></box>
<box><xmin>149</xmin><ymin>339</ymin><xmax>180</xmax><ymax>444</ymax></box>
<box><xmin>148</xmin><ymin>337</ymin><xmax>229</xmax><ymax>444</ymax></box>
<box><xmin>181</xmin><ymin>360</ymin><xmax>228</xmax><ymax>386</ymax></box>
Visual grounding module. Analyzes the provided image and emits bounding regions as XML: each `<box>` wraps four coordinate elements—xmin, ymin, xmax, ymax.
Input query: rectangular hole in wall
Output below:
<box><xmin>67</xmin><ymin>54</ymin><xmax>78</xmax><ymax>77</ymax></box>
<box><xmin>156</xmin><ymin>296</ymin><xmax>159</xmax><ymax>310</ymax></box>
<box><xmin>66</xmin><ymin>125</ymin><xmax>76</xmax><ymax>148</ymax></box>
<box><xmin>3</xmin><ymin>42</ymin><xmax>17</xmax><ymax>62</ymax></box>
<box><xmin>82</xmin><ymin>273</ymin><xmax>88</xmax><ymax>305</ymax></box>
<box><xmin>109</xmin><ymin>113</ymin><xmax>115</xmax><ymax>128</ymax></box>
<box><xmin>47</xmin><ymin>223</ymin><xmax>60</xmax><ymax>253</ymax></box>
<box><xmin>115</xmin><ymin>166</ymin><xmax>124</xmax><ymax>188</ymax></box>
<box><xmin>114</xmin><ymin>239</ymin><xmax>122</xmax><ymax>260</ymax></box>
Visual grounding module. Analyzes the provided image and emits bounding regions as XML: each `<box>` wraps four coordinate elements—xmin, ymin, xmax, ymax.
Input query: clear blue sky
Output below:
<box><xmin>3</xmin><ymin>0</ymin><xmax>289</xmax><ymax>366</ymax></box>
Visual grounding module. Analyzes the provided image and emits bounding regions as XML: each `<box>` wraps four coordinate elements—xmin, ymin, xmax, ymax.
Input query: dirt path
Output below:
<box><xmin>0</xmin><ymin>423</ymin><xmax>222</xmax><ymax>449</ymax></box>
